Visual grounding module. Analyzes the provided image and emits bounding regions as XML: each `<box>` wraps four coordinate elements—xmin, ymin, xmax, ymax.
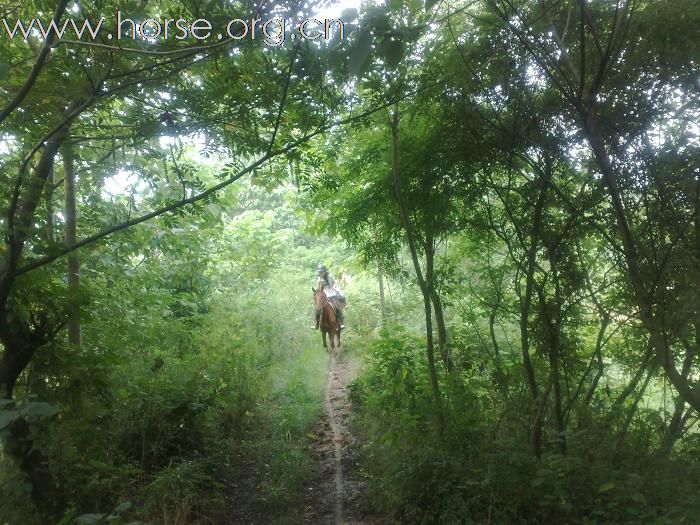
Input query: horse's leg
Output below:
<box><xmin>322</xmin><ymin>329</ymin><xmax>327</xmax><ymax>348</ymax></box>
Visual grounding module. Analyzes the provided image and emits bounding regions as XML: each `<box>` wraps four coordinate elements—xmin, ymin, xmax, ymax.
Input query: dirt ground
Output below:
<box><xmin>302</xmin><ymin>346</ymin><xmax>386</xmax><ymax>525</ymax></box>
<box><xmin>226</xmin><ymin>343</ymin><xmax>387</xmax><ymax>525</ymax></box>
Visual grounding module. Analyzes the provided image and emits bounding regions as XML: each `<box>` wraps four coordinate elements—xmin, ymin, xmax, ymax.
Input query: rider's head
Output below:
<box><xmin>316</xmin><ymin>263</ymin><xmax>327</xmax><ymax>274</ymax></box>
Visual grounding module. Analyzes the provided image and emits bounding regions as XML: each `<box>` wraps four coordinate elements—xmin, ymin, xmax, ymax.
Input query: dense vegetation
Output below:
<box><xmin>1</xmin><ymin>0</ymin><xmax>699</xmax><ymax>523</ymax></box>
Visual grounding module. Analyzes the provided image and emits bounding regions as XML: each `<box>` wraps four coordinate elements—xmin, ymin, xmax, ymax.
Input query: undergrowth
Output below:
<box><xmin>349</xmin><ymin>328</ymin><xmax>700</xmax><ymax>525</ymax></box>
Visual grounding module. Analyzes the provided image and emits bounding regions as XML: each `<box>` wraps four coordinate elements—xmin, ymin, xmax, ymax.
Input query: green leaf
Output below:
<box><xmin>340</xmin><ymin>8</ymin><xmax>358</xmax><ymax>21</ymax></box>
<box><xmin>25</xmin><ymin>401</ymin><xmax>59</xmax><ymax>419</ymax></box>
<box><xmin>531</xmin><ymin>477</ymin><xmax>546</xmax><ymax>488</ymax></box>
<box><xmin>630</xmin><ymin>493</ymin><xmax>647</xmax><ymax>504</ymax></box>
<box><xmin>75</xmin><ymin>513</ymin><xmax>107</xmax><ymax>525</ymax></box>
<box><xmin>206</xmin><ymin>203</ymin><xmax>221</xmax><ymax>218</ymax></box>
<box><xmin>0</xmin><ymin>409</ymin><xmax>20</xmax><ymax>430</ymax></box>
<box><xmin>349</xmin><ymin>29</ymin><xmax>373</xmax><ymax>77</ymax></box>
<box><xmin>598</xmin><ymin>481</ymin><xmax>615</xmax><ymax>493</ymax></box>
<box><xmin>113</xmin><ymin>501</ymin><xmax>132</xmax><ymax>513</ymax></box>
<box><xmin>381</xmin><ymin>38</ymin><xmax>404</xmax><ymax>69</ymax></box>
<box><xmin>0</xmin><ymin>63</ymin><xmax>10</xmax><ymax>75</ymax></box>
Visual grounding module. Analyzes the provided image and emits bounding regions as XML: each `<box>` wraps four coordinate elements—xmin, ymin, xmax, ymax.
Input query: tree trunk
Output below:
<box><xmin>489</xmin><ymin>309</ymin><xmax>507</xmax><ymax>392</ymax></box>
<box><xmin>616</xmin><ymin>364</ymin><xmax>657</xmax><ymax>450</ymax></box>
<box><xmin>0</xmin><ymin>332</ymin><xmax>36</xmax><ymax>400</ymax></box>
<box><xmin>45</xmin><ymin>165</ymin><xmax>55</xmax><ymax>243</ymax></box>
<box><xmin>389</xmin><ymin>104</ymin><xmax>444</xmax><ymax>429</ymax></box>
<box><xmin>537</xmin><ymin>284</ymin><xmax>567</xmax><ymax>454</ymax></box>
<box><xmin>377</xmin><ymin>257</ymin><xmax>386</xmax><ymax>323</ymax></box>
<box><xmin>607</xmin><ymin>341</ymin><xmax>654</xmax><ymax>420</ymax></box>
<box><xmin>0</xmin><ymin>125</ymin><xmax>69</xmax><ymax>395</ymax></box>
<box><xmin>424</xmin><ymin>232</ymin><xmax>452</xmax><ymax>371</ymax></box>
<box><xmin>582</xmin><ymin>110</ymin><xmax>700</xmax><ymax>413</ymax></box>
<box><xmin>583</xmin><ymin>315</ymin><xmax>609</xmax><ymax>406</ymax></box>
<box><xmin>0</xmin><ymin>114</ymin><xmax>74</xmax><ymax>522</ymax></box>
<box><xmin>659</xmin><ymin>396</ymin><xmax>686</xmax><ymax>456</ymax></box>
<box><xmin>63</xmin><ymin>144</ymin><xmax>81</xmax><ymax>348</ymax></box>
<box><xmin>520</xmin><ymin>175</ymin><xmax>548</xmax><ymax>458</ymax></box>
<box><xmin>659</xmin><ymin>352</ymin><xmax>694</xmax><ymax>455</ymax></box>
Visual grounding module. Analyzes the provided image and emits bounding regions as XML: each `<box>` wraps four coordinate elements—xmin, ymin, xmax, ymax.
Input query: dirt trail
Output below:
<box><xmin>304</xmin><ymin>346</ymin><xmax>383</xmax><ymax>525</ymax></box>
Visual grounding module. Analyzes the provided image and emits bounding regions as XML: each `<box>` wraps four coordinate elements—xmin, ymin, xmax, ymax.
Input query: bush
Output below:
<box><xmin>350</xmin><ymin>331</ymin><xmax>700</xmax><ymax>525</ymax></box>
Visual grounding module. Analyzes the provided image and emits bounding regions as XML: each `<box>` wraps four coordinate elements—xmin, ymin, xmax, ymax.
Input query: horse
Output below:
<box><xmin>313</xmin><ymin>287</ymin><xmax>341</xmax><ymax>351</ymax></box>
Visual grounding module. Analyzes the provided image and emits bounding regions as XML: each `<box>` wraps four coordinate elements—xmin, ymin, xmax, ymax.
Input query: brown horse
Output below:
<box><xmin>313</xmin><ymin>288</ymin><xmax>341</xmax><ymax>351</ymax></box>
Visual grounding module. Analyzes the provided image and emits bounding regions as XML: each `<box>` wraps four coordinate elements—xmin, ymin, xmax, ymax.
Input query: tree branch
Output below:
<box><xmin>0</xmin><ymin>0</ymin><xmax>70</xmax><ymax>126</ymax></box>
<box><xmin>15</xmin><ymin>92</ymin><xmax>417</xmax><ymax>275</ymax></box>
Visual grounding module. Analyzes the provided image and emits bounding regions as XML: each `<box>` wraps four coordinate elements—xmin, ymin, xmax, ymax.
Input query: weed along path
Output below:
<box><xmin>304</xmin><ymin>346</ymin><xmax>381</xmax><ymax>525</ymax></box>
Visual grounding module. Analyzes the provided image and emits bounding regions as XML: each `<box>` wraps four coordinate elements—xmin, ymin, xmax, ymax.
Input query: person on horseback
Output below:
<box><xmin>314</xmin><ymin>263</ymin><xmax>346</xmax><ymax>329</ymax></box>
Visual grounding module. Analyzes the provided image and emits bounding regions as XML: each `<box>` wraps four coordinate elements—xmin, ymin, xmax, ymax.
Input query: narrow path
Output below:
<box><xmin>326</xmin><ymin>348</ymin><xmax>345</xmax><ymax>523</ymax></box>
<box><xmin>304</xmin><ymin>346</ymin><xmax>384</xmax><ymax>525</ymax></box>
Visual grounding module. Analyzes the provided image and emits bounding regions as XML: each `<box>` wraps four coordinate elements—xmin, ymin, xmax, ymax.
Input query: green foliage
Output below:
<box><xmin>350</xmin><ymin>333</ymin><xmax>700</xmax><ymax>524</ymax></box>
<box><xmin>0</xmin><ymin>183</ymin><xmax>350</xmax><ymax>523</ymax></box>
<box><xmin>1</xmin><ymin>0</ymin><xmax>699</xmax><ymax>523</ymax></box>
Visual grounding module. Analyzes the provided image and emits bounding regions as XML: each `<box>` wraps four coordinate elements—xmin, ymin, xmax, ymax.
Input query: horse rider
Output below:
<box><xmin>314</xmin><ymin>263</ymin><xmax>346</xmax><ymax>329</ymax></box>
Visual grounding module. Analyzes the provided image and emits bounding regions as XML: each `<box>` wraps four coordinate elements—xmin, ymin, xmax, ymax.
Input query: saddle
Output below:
<box><xmin>328</xmin><ymin>298</ymin><xmax>342</xmax><ymax>318</ymax></box>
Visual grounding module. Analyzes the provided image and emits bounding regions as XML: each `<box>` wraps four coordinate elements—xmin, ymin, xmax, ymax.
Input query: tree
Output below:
<box><xmin>478</xmin><ymin>0</ymin><xmax>700</xmax><ymax>413</ymax></box>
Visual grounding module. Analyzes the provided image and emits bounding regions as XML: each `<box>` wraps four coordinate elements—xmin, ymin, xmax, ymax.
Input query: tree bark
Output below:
<box><xmin>520</xmin><ymin>175</ymin><xmax>549</xmax><ymax>458</ymax></box>
<box><xmin>377</xmin><ymin>257</ymin><xmax>386</xmax><ymax>323</ymax></box>
<box><xmin>616</xmin><ymin>364</ymin><xmax>657</xmax><ymax>450</ymax></box>
<box><xmin>0</xmin><ymin>115</ymin><xmax>73</xmax><ymax>521</ymax></box>
<box><xmin>63</xmin><ymin>144</ymin><xmax>81</xmax><ymax>348</ymax></box>
<box><xmin>583</xmin><ymin>110</ymin><xmax>700</xmax><ymax>413</ymax></box>
<box><xmin>0</xmin><ymin>124</ymin><xmax>71</xmax><ymax>397</ymax></box>
<box><xmin>389</xmin><ymin>104</ymin><xmax>444</xmax><ymax>429</ymax></box>
<box><xmin>489</xmin><ymin>309</ymin><xmax>507</xmax><ymax>392</ymax></box>
<box><xmin>45</xmin><ymin>165</ymin><xmax>55</xmax><ymax>243</ymax></box>
<box><xmin>424</xmin><ymin>232</ymin><xmax>452</xmax><ymax>371</ymax></box>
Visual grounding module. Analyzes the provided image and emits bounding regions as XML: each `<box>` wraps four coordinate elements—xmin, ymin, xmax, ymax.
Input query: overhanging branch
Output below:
<box><xmin>0</xmin><ymin>0</ymin><xmax>70</xmax><ymax>126</ymax></box>
<box><xmin>15</xmin><ymin>91</ymin><xmax>419</xmax><ymax>276</ymax></box>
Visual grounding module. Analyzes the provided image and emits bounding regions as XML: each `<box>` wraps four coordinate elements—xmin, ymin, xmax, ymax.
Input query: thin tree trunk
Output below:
<box><xmin>489</xmin><ymin>309</ymin><xmax>507</xmax><ymax>392</ymax></box>
<box><xmin>577</xmin><ymin>246</ymin><xmax>611</xmax><ymax>407</ymax></box>
<box><xmin>425</xmin><ymin>233</ymin><xmax>452</xmax><ymax>371</ymax></box>
<box><xmin>389</xmin><ymin>104</ymin><xmax>444</xmax><ymax>429</ymax></box>
<box><xmin>616</xmin><ymin>364</ymin><xmax>657</xmax><ymax>450</ymax></box>
<box><xmin>377</xmin><ymin>257</ymin><xmax>386</xmax><ymax>323</ymax></box>
<box><xmin>659</xmin><ymin>352</ymin><xmax>694</xmax><ymax>455</ymax></box>
<box><xmin>659</xmin><ymin>396</ymin><xmax>686</xmax><ymax>455</ymax></box>
<box><xmin>583</xmin><ymin>315</ymin><xmax>609</xmax><ymax>406</ymax></box>
<box><xmin>537</xmin><ymin>274</ymin><xmax>567</xmax><ymax>454</ymax></box>
<box><xmin>520</xmin><ymin>176</ymin><xmax>549</xmax><ymax>458</ymax></box>
<box><xmin>45</xmin><ymin>165</ymin><xmax>55</xmax><ymax>243</ymax></box>
<box><xmin>63</xmin><ymin>144</ymin><xmax>80</xmax><ymax>348</ymax></box>
<box><xmin>607</xmin><ymin>341</ymin><xmax>654</xmax><ymax>420</ymax></box>
<box><xmin>583</xmin><ymin>110</ymin><xmax>700</xmax><ymax>413</ymax></box>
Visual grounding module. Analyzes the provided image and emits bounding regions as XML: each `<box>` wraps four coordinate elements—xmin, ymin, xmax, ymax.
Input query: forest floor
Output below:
<box><xmin>303</xmin><ymin>345</ymin><xmax>385</xmax><ymax>525</ymax></box>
